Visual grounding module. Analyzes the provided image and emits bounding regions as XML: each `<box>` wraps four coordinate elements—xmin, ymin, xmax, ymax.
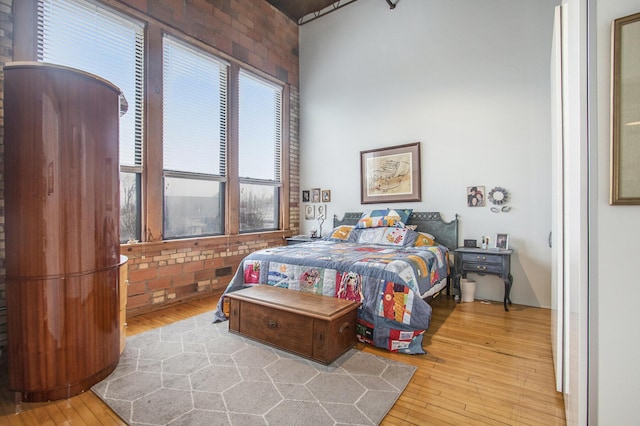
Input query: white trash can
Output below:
<box><xmin>460</xmin><ymin>278</ymin><xmax>476</xmax><ymax>303</ymax></box>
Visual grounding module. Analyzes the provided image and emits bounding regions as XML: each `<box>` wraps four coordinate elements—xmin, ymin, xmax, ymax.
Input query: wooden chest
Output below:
<box><xmin>225</xmin><ymin>285</ymin><xmax>360</xmax><ymax>364</ymax></box>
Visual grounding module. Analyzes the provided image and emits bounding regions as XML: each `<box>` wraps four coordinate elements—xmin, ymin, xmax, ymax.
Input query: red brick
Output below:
<box><xmin>174</xmin><ymin>283</ymin><xmax>198</xmax><ymax>298</ymax></box>
<box><xmin>194</xmin><ymin>268</ymin><xmax>215</xmax><ymax>282</ymax></box>
<box><xmin>127</xmin><ymin>282</ymin><xmax>147</xmax><ymax>296</ymax></box>
<box><xmin>129</xmin><ymin>267</ymin><xmax>158</xmax><ymax>282</ymax></box>
<box><xmin>183</xmin><ymin>260</ymin><xmax>205</xmax><ymax>273</ymax></box>
<box><xmin>204</xmin><ymin>258</ymin><xmax>225</xmax><ymax>269</ymax></box>
<box><xmin>157</xmin><ymin>262</ymin><xmax>183</xmax><ymax>276</ymax></box>
<box><xmin>127</xmin><ymin>293</ymin><xmax>151</xmax><ymax>309</ymax></box>
<box><xmin>172</xmin><ymin>273</ymin><xmax>195</xmax><ymax>287</ymax></box>
<box><xmin>148</xmin><ymin>276</ymin><xmax>172</xmax><ymax>291</ymax></box>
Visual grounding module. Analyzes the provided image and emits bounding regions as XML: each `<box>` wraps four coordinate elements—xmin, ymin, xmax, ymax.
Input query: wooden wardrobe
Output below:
<box><xmin>4</xmin><ymin>62</ymin><xmax>122</xmax><ymax>402</ymax></box>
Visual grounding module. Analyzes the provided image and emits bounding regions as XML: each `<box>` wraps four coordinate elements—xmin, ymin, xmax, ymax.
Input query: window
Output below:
<box><xmin>238</xmin><ymin>70</ymin><xmax>283</xmax><ymax>232</ymax></box>
<box><xmin>38</xmin><ymin>0</ymin><xmax>145</xmax><ymax>243</ymax></box>
<box><xmin>35</xmin><ymin>0</ymin><xmax>287</xmax><ymax>242</ymax></box>
<box><xmin>162</xmin><ymin>35</ymin><xmax>228</xmax><ymax>239</ymax></box>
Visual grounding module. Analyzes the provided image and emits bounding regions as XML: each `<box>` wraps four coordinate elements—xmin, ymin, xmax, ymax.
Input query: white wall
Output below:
<box><xmin>299</xmin><ymin>0</ymin><xmax>559</xmax><ymax>307</ymax></box>
<box><xmin>593</xmin><ymin>0</ymin><xmax>640</xmax><ymax>422</ymax></box>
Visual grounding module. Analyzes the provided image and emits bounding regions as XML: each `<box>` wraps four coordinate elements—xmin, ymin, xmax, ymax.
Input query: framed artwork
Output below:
<box><xmin>467</xmin><ymin>186</ymin><xmax>485</xmax><ymax>207</ymax></box>
<box><xmin>495</xmin><ymin>233</ymin><xmax>509</xmax><ymax>250</ymax></box>
<box><xmin>610</xmin><ymin>12</ymin><xmax>640</xmax><ymax>204</ymax></box>
<box><xmin>321</xmin><ymin>189</ymin><xmax>331</xmax><ymax>202</ymax></box>
<box><xmin>360</xmin><ymin>142</ymin><xmax>421</xmax><ymax>204</ymax></box>
<box><xmin>311</xmin><ymin>188</ymin><xmax>321</xmax><ymax>203</ymax></box>
<box><xmin>302</xmin><ymin>190</ymin><xmax>310</xmax><ymax>202</ymax></box>
<box><xmin>304</xmin><ymin>204</ymin><xmax>315</xmax><ymax>220</ymax></box>
<box><xmin>317</xmin><ymin>204</ymin><xmax>326</xmax><ymax>219</ymax></box>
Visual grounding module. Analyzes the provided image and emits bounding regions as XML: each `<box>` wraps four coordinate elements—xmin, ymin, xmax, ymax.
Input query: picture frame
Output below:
<box><xmin>321</xmin><ymin>189</ymin><xmax>331</xmax><ymax>202</ymax></box>
<box><xmin>467</xmin><ymin>186</ymin><xmax>486</xmax><ymax>207</ymax></box>
<box><xmin>302</xmin><ymin>190</ymin><xmax>310</xmax><ymax>202</ymax></box>
<box><xmin>495</xmin><ymin>233</ymin><xmax>509</xmax><ymax>250</ymax></box>
<box><xmin>464</xmin><ymin>239</ymin><xmax>477</xmax><ymax>248</ymax></box>
<box><xmin>304</xmin><ymin>204</ymin><xmax>315</xmax><ymax>220</ymax></box>
<box><xmin>317</xmin><ymin>204</ymin><xmax>326</xmax><ymax>219</ymax></box>
<box><xmin>610</xmin><ymin>12</ymin><xmax>640</xmax><ymax>204</ymax></box>
<box><xmin>311</xmin><ymin>187</ymin><xmax>321</xmax><ymax>203</ymax></box>
<box><xmin>360</xmin><ymin>142</ymin><xmax>421</xmax><ymax>204</ymax></box>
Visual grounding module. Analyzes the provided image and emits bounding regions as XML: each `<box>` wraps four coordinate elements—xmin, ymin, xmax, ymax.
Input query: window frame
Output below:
<box><xmin>15</xmin><ymin>0</ymin><xmax>291</xmax><ymax>243</ymax></box>
<box><xmin>237</xmin><ymin>67</ymin><xmax>284</xmax><ymax>233</ymax></box>
<box><xmin>35</xmin><ymin>0</ymin><xmax>145</xmax><ymax>243</ymax></box>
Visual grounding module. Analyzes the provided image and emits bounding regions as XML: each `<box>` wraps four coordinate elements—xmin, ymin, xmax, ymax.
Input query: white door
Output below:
<box><xmin>550</xmin><ymin>3</ymin><xmax>566</xmax><ymax>394</ymax></box>
<box><xmin>552</xmin><ymin>2</ymin><xmax>589</xmax><ymax>423</ymax></box>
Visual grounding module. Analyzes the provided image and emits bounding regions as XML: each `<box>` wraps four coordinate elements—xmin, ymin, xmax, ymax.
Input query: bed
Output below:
<box><xmin>213</xmin><ymin>210</ymin><xmax>458</xmax><ymax>355</ymax></box>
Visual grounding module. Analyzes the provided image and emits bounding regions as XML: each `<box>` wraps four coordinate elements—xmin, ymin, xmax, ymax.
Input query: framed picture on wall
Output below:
<box><xmin>311</xmin><ymin>188</ymin><xmax>321</xmax><ymax>203</ymax></box>
<box><xmin>467</xmin><ymin>186</ymin><xmax>485</xmax><ymax>207</ymax></box>
<box><xmin>302</xmin><ymin>190</ymin><xmax>310</xmax><ymax>202</ymax></box>
<box><xmin>360</xmin><ymin>142</ymin><xmax>421</xmax><ymax>204</ymax></box>
<box><xmin>304</xmin><ymin>204</ymin><xmax>315</xmax><ymax>220</ymax></box>
<box><xmin>317</xmin><ymin>204</ymin><xmax>326</xmax><ymax>219</ymax></box>
<box><xmin>321</xmin><ymin>190</ymin><xmax>331</xmax><ymax>202</ymax></box>
<box><xmin>610</xmin><ymin>12</ymin><xmax>640</xmax><ymax>204</ymax></box>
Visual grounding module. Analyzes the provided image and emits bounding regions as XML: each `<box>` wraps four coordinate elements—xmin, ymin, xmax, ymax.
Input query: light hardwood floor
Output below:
<box><xmin>0</xmin><ymin>293</ymin><xmax>565</xmax><ymax>425</ymax></box>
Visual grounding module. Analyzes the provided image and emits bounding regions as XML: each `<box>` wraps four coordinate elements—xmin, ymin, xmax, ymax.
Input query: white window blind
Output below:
<box><xmin>238</xmin><ymin>70</ymin><xmax>282</xmax><ymax>182</ymax></box>
<box><xmin>37</xmin><ymin>0</ymin><xmax>145</xmax><ymax>168</ymax></box>
<box><xmin>162</xmin><ymin>35</ymin><xmax>227</xmax><ymax>176</ymax></box>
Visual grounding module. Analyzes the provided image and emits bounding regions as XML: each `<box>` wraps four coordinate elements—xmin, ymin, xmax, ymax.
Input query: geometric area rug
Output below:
<box><xmin>92</xmin><ymin>311</ymin><xmax>416</xmax><ymax>425</ymax></box>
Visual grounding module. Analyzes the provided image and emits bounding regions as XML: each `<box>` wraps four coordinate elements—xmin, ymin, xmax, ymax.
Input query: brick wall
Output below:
<box><xmin>126</xmin><ymin>0</ymin><xmax>299</xmax><ymax>87</ymax></box>
<box><xmin>0</xmin><ymin>0</ymin><xmax>300</xmax><ymax>347</ymax></box>
<box><xmin>122</xmin><ymin>232</ymin><xmax>291</xmax><ymax>316</ymax></box>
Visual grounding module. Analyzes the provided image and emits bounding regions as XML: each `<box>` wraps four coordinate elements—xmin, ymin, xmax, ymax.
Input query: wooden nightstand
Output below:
<box><xmin>453</xmin><ymin>247</ymin><xmax>514</xmax><ymax>311</ymax></box>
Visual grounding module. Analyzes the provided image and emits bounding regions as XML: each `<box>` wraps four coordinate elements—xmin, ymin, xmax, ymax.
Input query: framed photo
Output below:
<box><xmin>467</xmin><ymin>186</ymin><xmax>485</xmax><ymax>207</ymax></box>
<box><xmin>495</xmin><ymin>233</ymin><xmax>509</xmax><ymax>250</ymax></box>
<box><xmin>464</xmin><ymin>239</ymin><xmax>477</xmax><ymax>248</ymax></box>
<box><xmin>311</xmin><ymin>188</ymin><xmax>321</xmax><ymax>203</ymax></box>
<box><xmin>321</xmin><ymin>189</ymin><xmax>331</xmax><ymax>202</ymax></box>
<box><xmin>610</xmin><ymin>12</ymin><xmax>640</xmax><ymax>204</ymax></box>
<box><xmin>360</xmin><ymin>142</ymin><xmax>421</xmax><ymax>204</ymax></box>
<box><xmin>317</xmin><ymin>204</ymin><xmax>326</xmax><ymax>219</ymax></box>
<box><xmin>304</xmin><ymin>204</ymin><xmax>315</xmax><ymax>220</ymax></box>
<box><xmin>302</xmin><ymin>190</ymin><xmax>310</xmax><ymax>202</ymax></box>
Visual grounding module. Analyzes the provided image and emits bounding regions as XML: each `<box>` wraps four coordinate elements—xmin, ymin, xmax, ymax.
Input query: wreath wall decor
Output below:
<box><xmin>488</xmin><ymin>187</ymin><xmax>509</xmax><ymax>205</ymax></box>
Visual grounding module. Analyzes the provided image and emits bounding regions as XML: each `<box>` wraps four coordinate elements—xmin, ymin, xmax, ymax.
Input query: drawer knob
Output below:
<box><xmin>268</xmin><ymin>319</ymin><xmax>278</xmax><ymax>329</ymax></box>
<box><xmin>476</xmin><ymin>265</ymin><xmax>487</xmax><ymax>271</ymax></box>
<box><xmin>476</xmin><ymin>256</ymin><xmax>487</xmax><ymax>260</ymax></box>
<box><xmin>339</xmin><ymin>322</ymin><xmax>351</xmax><ymax>333</ymax></box>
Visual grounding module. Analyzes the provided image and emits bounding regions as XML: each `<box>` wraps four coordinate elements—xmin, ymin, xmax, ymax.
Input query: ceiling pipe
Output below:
<box><xmin>385</xmin><ymin>0</ymin><xmax>397</xmax><ymax>9</ymax></box>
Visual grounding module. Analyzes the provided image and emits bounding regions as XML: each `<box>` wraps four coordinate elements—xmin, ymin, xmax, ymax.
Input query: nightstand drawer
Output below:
<box><xmin>462</xmin><ymin>262</ymin><xmax>503</xmax><ymax>274</ymax></box>
<box><xmin>460</xmin><ymin>252</ymin><xmax>502</xmax><ymax>265</ymax></box>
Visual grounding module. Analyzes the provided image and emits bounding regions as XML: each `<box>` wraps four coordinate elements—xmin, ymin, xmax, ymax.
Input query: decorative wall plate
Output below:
<box><xmin>488</xmin><ymin>187</ymin><xmax>509</xmax><ymax>205</ymax></box>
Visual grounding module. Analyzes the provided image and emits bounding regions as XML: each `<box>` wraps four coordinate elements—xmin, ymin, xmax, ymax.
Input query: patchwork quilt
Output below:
<box><xmin>213</xmin><ymin>240</ymin><xmax>449</xmax><ymax>354</ymax></box>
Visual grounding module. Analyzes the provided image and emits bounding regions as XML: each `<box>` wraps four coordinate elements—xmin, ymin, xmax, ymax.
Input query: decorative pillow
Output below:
<box><xmin>413</xmin><ymin>231</ymin><xmax>436</xmax><ymax>247</ymax></box>
<box><xmin>326</xmin><ymin>225</ymin><xmax>355</xmax><ymax>241</ymax></box>
<box><xmin>355</xmin><ymin>208</ymin><xmax>413</xmax><ymax>229</ymax></box>
<box><xmin>355</xmin><ymin>227</ymin><xmax>411</xmax><ymax>246</ymax></box>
